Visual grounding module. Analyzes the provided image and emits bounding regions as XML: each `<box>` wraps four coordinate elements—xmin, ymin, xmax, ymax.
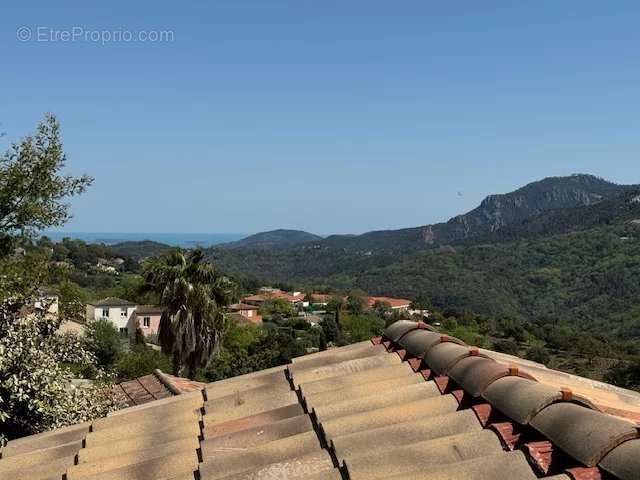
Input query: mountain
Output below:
<box><xmin>299</xmin><ymin>174</ymin><xmax>636</xmax><ymax>254</ymax></box>
<box><xmin>109</xmin><ymin>240</ymin><xmax>172</xmax><ymax>260</ymax></box>
<box><xmin>210</xmin><ymin>187</ymin><xmax>640</xmax><ymax>341</ymax></box>
<box><xmin>220</xmin><ymin>229</ymin><xmax>322</xmax><ymax>250</ymax></box>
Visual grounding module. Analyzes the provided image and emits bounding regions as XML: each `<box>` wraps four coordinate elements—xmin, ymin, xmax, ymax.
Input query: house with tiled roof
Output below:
<box><xmin>367</xmin><ymin>296</ymin><xmax>412</xmax><ymax>310</ymax></box>
<box><xmin>228</xmin><ymin>303</ymin><xmax>263</xmax><ymax>324</ymax></box>
<box><xmin>243</xmin><ymin>289</ymin><xmax>308</xmax><ymax>308</ymax></box>
<box><xmin>1</xmin><ymin>320</ymin><xmax>639</xmax><ymax>479</ymax></box>
<box><xmin>86</xmin><ymin>297</ymin><xmax>137</xmax><ymax>335</ymax></box>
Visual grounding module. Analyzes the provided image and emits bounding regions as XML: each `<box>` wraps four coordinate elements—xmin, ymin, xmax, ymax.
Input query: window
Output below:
<box><xmin>101</xmin><ymin>308</ymin><xmax>109</xmax><ymax>318</ymax></box>
<box><xmin>120</xmin><ymin>307</ymin><xmax>128</xmax><ymax>317</ymax></box>
<box><xmin>143</xmin><ymin>316</ymin><xmax>151</xmax><ymax>328</ymax></box>
<box><xmin>119</xmin><ymin>327</ymin><xmax>128</xmax><ymax>335</ymax></box>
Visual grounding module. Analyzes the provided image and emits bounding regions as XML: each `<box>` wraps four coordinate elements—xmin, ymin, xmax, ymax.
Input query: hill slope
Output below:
<box><xmin>308</xmin><ymin>174</ymin><xmax>635</xmax><ymax>254</ymax></box>
<box><xmin>220</xmin><ymin>229</ymin><xmax>322</xmax><ymax>250</ymax></box>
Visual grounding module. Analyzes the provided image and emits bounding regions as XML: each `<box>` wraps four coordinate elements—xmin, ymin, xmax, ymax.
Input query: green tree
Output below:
<box><xmin>260</xmin><ymin>298</ymin><xmax>295</xmax><ymax>321</ymax></box>
<box><xmin>114</xmin><ymin>346</ymin><xmax>172</xmax><ymax>382</ymax></box>
<box><xmin>321</xmin><ymin>316</ymin><xmax>339</xmax><ymax>343</ymax></box>
<box><xmin>58</xmin><ymin>280</ymin><xmax>89</xmax><ymax>323</ymax></box>
<box><xmin>142</xmin><ymin>248</ymin><xmax>236</xmax><ymax>378</ymax></box>
<box><xmin>0</xmin><ymin>114</ymin><xmax>92</xmax><ymax>250</ymax></box>
<box><xmin>85</xmin><ymin>318</ymin><xmax>123</xmax><ymax>368</ymax></box>
<box><xmin>372</xmin><ymin>300</ymin><xmax>392</xmax><ymax>318</ymax></box>
<box><xmin>345</xmin><ymin>290</ymin><xmax>367</xmax><ymax>316</ymax></box>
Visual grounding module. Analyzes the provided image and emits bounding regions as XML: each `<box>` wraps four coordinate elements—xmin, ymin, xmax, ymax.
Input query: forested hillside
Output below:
<box><xmin>209</xmin><ymin>187</ymin><xmax>640</xmax><ymax>342</ymax></box>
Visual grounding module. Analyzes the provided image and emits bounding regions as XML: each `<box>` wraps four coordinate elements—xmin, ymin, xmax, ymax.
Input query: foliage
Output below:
<box><xmin>141</xmin><ymin>248</ymin><xmax>237</xmax><ymax>377</ymax></box>
<box><xmin>0</xmin><ymin>303</ymin><xmax>122</xmax><ymax>444</ymax></box>
<box><xmin>58</xmin><ymin>280</ymin><xmax>90</xmax><ymax>323</ymax></box>
<box><xmin>338</xmin><ymin>313</ymin><xmax>385</xmax><ymax>344</ymax></box>
<box><xmin>0</xmin><ymin>114</ymin><xmax>92</xmax><ymax>241</ymax></box>
<box><xmin>321</xmin><ymin>316</ymin><xmax>339</xmax><ymax>343</ymax></box>
<box><xmin>85</xmin><ymin>318</ymin><xmax>123</xmax><ymax>368</ymax></box>
<box><xmin>113</xmin><ymin>346</ymin><xmax>172</xmax><ymax>382</ymax></box>
<box><xmin>345</xmin><ymin>290</ymin><xmax>367</xmax><ymax>315</ymax></box>
<box><xmin>259</xmin><ymin>298</ymin><xmax>295</xmax><ymax>321</ymax></box>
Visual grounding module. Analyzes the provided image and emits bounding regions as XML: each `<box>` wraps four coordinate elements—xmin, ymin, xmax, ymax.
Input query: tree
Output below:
<box><xmin>321</xmin><ymin>316</ymin><xmax>339</xmax><ymax>343</ymax></box>
<box><xmin>85</xmin><ymin>318</ymin><xmax>123</xmax><ymax>368</ymax></box>
<box><xmin>141</xmin><ymin>248</ymin><xmax>236</xmax><ymax>378</ymax></box>
<box><xmin>58</xmin><ymin>280</ymin><xmax>90</xmax><ymax>323</ymax></box>
<box><xmin>345</xmin><ymin>290</ymin><xmax>367</xmax><ymax>316</ymax></box>
<box><xmin>260</xmin><ymin>298</ymin><xmax>295</xmax><ymax>321</ymax></box>
<box><xmin>372</xmin><ymin>300</ymin><xmax>392</xmax><ymax>318</ymax></box>
<box><xmin>0</xmin><ymin>114</ymin><xmax>92</xmax><ymax>250</ymax></box>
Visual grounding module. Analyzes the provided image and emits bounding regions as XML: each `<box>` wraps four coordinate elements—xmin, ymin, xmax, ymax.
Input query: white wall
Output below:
<box><xmin>87</xmin><ymin>305</ymin><xmax>137</xmax><ymax>331</ymax></box>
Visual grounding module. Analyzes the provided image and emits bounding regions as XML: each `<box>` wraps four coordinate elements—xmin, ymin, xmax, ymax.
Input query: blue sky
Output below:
<box><xmin>1</xmin><ymin>1</ymin><xmax>639</xmax><ymax>235</ymax></box>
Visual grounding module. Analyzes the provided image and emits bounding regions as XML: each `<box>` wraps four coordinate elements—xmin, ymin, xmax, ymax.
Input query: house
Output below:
<box><xmin>242</xmin><ymin>288</ymin><xmax>308</xmax><ymax>308</ymax></box>
<box><xmin>86</xmin><ymin>297</ymin><xmax>137</xmax><ymax>335</ymax></box>
<box><xmin>228</xmin><ymin>303</ymin><xmax>262</xmax><ymax>324</ymax></box>
<box><xmin>4</xmin><ymin>319</ymin><xmax>639</xmax><ymax>480</ymax></box>
<box><xmin>367</xmin><ymin>296</ymin><xmax>412</xmax><ymax>311</ymax></box>
<box><xmin>310</xmin><ymin>293</ymin><xmax>331</xmax><ymax>306</ymax></box>
<box><xmin>133</xmin><ymin>305</ymin><xmax>165</xmax><ymax>337</ymax></box>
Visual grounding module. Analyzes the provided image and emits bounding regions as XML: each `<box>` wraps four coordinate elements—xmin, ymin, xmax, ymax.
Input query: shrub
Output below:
<box><xmin>114</xmin><ymin>346</ymin><xmax>172</xmax><ymax>381</ymax></box>
<box><xmin>85</xmin><ymin>318</ymin><xmax>123</xmax><ymax>368</ymax></box>
<box><xmin>0</xmin><ymin>306</ymin><xmax>122</xmax><ymax>444</ymax></box>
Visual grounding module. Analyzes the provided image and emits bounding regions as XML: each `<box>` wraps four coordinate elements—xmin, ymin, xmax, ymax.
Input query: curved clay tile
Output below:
<box><xmin>530</xmin><ymin>403</ymin><xmax>639</xmax><ymax>467</ymax></box>
<box><xmin>447</xmin><ymin>356</ymin><xmax>533</xmax><ymax>397</ymax></box>
<box><xmin>482</xmin><ymin>376</ymin><xmax>597</xmax><ymax>426</ymax></box>
<box><xmin>424</xmin><ymin>343</ymin><xmax>490</xmax><ymax>376</ymax></box>
<box><xmin>599</xmin><ymin>438</ymin><xmax>640</xmax><ymax>480</ymax></box>
<box><xmin>397</xmin><ymin>330</ymin><xmax>446</xmax><ymax>358</ymax></box>
<box><xmin>382</xmin><ymin>320</ymin><xmax>429</xmax><ymax>343</ymax></box>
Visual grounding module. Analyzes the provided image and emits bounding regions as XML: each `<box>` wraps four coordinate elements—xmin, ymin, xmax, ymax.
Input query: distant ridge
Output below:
<box><xmin>220</xmin><ymin>229</ymin><xmax>322</xmax><ymax>250</ymax></box>
<box><xmin>300</xmin><ymin>174</ymin><xmax>637</xmax><ymax>254</ymax></box>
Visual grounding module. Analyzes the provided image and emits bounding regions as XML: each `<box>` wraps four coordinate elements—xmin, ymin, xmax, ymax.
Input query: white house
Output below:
<box><xmin>86</xmin><ymin>297</ymin><xmax>137</xmax><ymax>335</ymax></box>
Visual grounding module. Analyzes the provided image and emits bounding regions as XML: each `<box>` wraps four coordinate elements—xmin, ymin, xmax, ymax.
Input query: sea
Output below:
<box><xmin>42</xmin><ymin>232</ymin><xmax>247</xmax><ymax>248</ymax></box>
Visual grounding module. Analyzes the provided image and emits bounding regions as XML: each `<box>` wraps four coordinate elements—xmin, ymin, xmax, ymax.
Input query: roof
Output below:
<box><xmin>134</xmin><ymin>305</ymin><xmax>165</xmax><ymax>315</ymax></box>
<box><xmin>229</xmin><ymin>303</ymin><xmax>260</xmax><ymax>311</ymax></box>
<box><xmin>114</xmin><ymin>370</ymin><xmax>205</xmax><ymax>407</ymax></box>
<box><xmin>368</xmin><ymin>296</ymin><xmax>412</xmax><ymax>308</ymax></box>
<box><xmin>244</xmin><ymin>291</ymin><xmax>306</xmax><ymax>304</ymax></box>
<box><xmin>1</xmin><ymin>320</ymin><xmax>638</xmax><ymax>480</ymax></box>
<box><xmin>89</xmin><ymin>297</ymin><xmax>137</xmax><ymax>307</ymax></box>
<box><xmin>228</xmin><ymin>312</ymin><xmax>263</xmax><ymax>325</ymax></box>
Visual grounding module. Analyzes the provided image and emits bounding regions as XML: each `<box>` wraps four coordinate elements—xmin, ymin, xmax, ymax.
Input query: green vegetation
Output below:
<box><xmin>0</xmin><ymin>115</ymin><xmax>121</xmax><ymax>444</ymax></box>
<box><xmin>141</xmin><ymin>248</ymin><xmax>237</xmax><ymax>377</ymax></box>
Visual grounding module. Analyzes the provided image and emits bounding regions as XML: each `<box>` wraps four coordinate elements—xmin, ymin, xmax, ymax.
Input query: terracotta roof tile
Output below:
<box><xmin>2</xmin><ymin>320</ymin><xmax>639</xmax><ymax>480</ymax></box>
<box><xmin>529</xmin><ymin>402</ymin><xmax>639</xmax><ymax>466</ymax></box>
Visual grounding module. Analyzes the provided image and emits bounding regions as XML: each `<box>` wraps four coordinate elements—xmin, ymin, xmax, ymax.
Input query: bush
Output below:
<box><xmin>85</xmin><ymin>318</ymin><xmax>123</xmax><ymax>368</ymax></box>
<box><xmin>114</xmin><ymin>346</ymin><xmax>172</xmax><ymax>381</ymax></box>
<box><xmin>0</xmin><ymin>305</ymin><xmax>122</xmax><ymax>444</ymax></box>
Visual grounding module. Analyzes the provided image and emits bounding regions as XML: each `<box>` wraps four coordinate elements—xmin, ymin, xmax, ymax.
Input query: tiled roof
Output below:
<box><xmin>114</xmin><ymin>370</ymin><xmax>205</xmax><ymax>407</ymax></box>
<box><xmin>1</xmin><ymin>320</ymin><xmax>639</xmax><ymax>480</ymax></box>
<box><xmin>229</xmin><ymin>303</ymin><xmax>260</xmax><ymax>311</ymax></box>
<box><xmin>89</xmin><ymin>297</ymin><xmax>136</xmax><ymax>307</ymax></box>
<box><xmin>367</xmin><ymin>296</ymin><xmax>412</xmax><ymax>308</ymax></box>
<box><xmin>134</xmin><ymin>305</ymin><xmax>165</xmax><ymax>314</ymax></box>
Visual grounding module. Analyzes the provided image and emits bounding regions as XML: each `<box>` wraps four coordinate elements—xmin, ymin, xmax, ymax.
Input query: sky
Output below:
<box><xmin>1</xmin><ymin>1</ymin><xmax>640</xmax><ymax>235</ymax></box>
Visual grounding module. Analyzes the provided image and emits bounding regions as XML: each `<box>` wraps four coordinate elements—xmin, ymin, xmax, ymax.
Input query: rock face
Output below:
<box><xmin>291</xmin><ymin>174</ymin><xmax>635</xmax><ymax>254</ymax></box>
<box><xmin>442</xmin><ymin>174</ymin><xmax>622</xmax><ymax>241</ymax></box>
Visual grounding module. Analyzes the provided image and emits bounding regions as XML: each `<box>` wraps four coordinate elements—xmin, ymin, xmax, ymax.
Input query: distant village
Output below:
<box><xmin>39</xmin><ymin>286</ymin><xmax>426</xmax><ymax>339</ymax></box>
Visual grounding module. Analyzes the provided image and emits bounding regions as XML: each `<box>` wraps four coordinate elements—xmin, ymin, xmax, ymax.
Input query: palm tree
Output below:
<box><xmin>141</xmin><ymin>248</ymin><xmax>236</xmax><ymax>378</ymax></box>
